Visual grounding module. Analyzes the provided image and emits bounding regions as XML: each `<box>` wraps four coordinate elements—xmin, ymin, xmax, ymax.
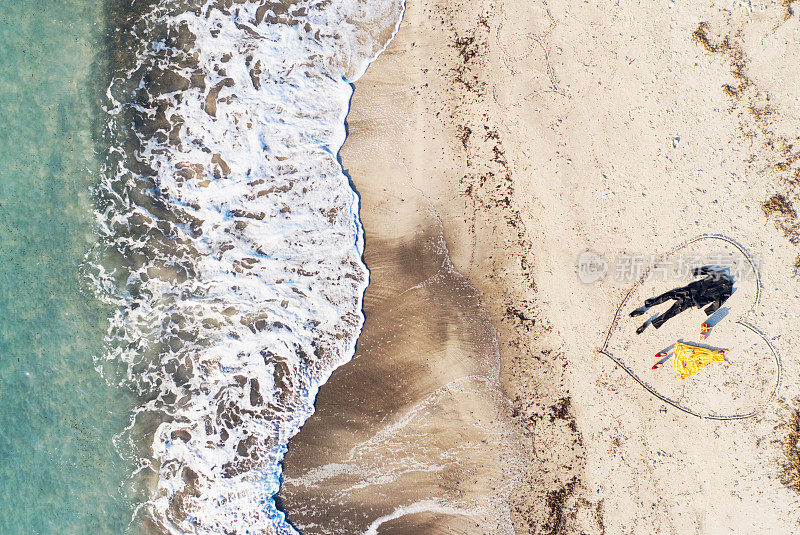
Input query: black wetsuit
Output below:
<box><xmin>630</xmin><ymin>266</ymin><xmax>733</xmax><ymax>334</ymax></box>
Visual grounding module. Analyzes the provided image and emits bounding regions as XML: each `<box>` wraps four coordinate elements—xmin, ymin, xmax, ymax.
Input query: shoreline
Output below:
<box><xmin>279</xmin><ymin>0</ymin><xmax>587</xmax><ymax>530</ymax></box>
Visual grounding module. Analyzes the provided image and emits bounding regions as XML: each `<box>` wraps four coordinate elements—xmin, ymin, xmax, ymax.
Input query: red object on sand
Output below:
<box><xmin>652</xmin><ymin>352</ymin><xmax>668</xmax><ymax>369</ymax></box>
<box><xmin>701</xmin><ymin>323</ymin><xmax>712</xmax><ymax>340</ymax></box>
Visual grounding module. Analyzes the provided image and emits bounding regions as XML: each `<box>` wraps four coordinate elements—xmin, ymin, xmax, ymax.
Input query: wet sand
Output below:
<box><xmin>279</xmin><ymin>147</ymin><xmax>521</xmax><ymax>533</ymax></box>
<box><xmin>280</xmin><ymin>0</ymin><xmax>587</xmax><ymax>531</ymax></box>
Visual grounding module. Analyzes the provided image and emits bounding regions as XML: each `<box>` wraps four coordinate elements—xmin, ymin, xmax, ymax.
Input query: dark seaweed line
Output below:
<box><xmin>598</xmin><ymin>234</ymin><xmax>781</xmax><ymax>421</ymax></box>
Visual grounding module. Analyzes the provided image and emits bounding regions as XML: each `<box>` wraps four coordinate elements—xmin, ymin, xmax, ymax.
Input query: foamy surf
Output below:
<box><xmin>89</xmin><ymin>0</ymin><xmax>404</xmax><ymax>532</ymax></box>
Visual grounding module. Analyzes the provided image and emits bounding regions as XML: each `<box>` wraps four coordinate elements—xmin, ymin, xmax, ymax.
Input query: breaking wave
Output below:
<box><xmin>88</xmin><ymin>0</ymin><xmax>403</xmax><ymax>532</ymax></box>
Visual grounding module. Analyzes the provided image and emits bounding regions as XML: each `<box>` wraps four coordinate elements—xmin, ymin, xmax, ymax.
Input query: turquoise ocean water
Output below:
<box><xmin>0</xmin><ymin>0</ymin><xmax>404</xmax><ymax>532</ymax></box>
<box><xmin>0</xmin><ymin>1</ymin><xmax>138</xmax><ymax>533</ymax></box>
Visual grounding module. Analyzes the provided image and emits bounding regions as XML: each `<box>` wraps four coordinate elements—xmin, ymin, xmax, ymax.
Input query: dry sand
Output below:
<box><xmin>282</xmin><ymin>0</ymin><xmax>800</xmax><ymax>533</ymax></box>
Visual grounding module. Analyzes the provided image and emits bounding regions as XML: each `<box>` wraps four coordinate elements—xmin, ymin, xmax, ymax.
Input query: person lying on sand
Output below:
<box><xmin>630</xmin><ymin>266</ymin><xmax>733</xmax><ymax>334</ymax></box>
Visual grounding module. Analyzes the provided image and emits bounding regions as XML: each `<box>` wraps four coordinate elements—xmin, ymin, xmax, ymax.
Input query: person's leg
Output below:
<box><xmin>637</xmin><ymin>300</ymin><xmax>689</xmax><ymax>334</ymax></box>
<box><xmin>651</xmin><ymin>299</ymin><xmax>691</xmax><ymax>329</ymax></box>
<box><xmin>644</xmin><ymin>288</ymin><xmax>681</xmax><ymax>307</ymax></box>
<box><xmin>631</xmin><ymin>288</ymin><xmax>679</xmax><ymax>317</ymax></box>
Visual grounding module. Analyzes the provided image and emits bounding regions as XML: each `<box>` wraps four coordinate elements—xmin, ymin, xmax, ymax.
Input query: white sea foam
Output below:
<box><xmin>90</xmin><ymin>0</ymin><xmax>404</xmax><ymax>532</ymax></box>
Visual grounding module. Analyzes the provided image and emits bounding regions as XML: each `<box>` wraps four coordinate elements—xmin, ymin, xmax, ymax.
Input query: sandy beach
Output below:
<box><xmin>282</xmin><ymin>0</ymin><xmax>800</xmax><ymax>533</ymax></box>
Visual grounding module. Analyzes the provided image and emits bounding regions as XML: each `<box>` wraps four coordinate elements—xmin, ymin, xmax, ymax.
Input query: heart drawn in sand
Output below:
<box><xmin>599</xmin><ymin>235</ymin><xmax>781</xmax><ymax>420</ymax></box>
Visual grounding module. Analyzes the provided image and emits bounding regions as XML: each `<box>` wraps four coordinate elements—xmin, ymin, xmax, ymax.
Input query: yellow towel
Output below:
<box><xmin>673</xmin><ymin>341</ymin><xmax>727</xmax><ymax>380</ymax></box>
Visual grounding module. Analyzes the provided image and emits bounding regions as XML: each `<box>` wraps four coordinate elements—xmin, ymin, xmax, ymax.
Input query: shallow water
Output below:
<box><xmin>0</xmin><ymin>0</ymin><xmax>405</xmax><ymax>532</ymax></box>
<box><xmin>0</xmin><ymin>1</ymin><xmax>138</xmax><ymax>533</ymax></box>
<box><xmin>91</xmin><ymin>0</ymin><xmax>403</xmax><ymax>533</ymax></box>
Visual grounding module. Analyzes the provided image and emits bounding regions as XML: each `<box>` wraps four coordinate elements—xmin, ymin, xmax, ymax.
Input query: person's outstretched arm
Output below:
<box><xmin>704</xmin><ymin>299</ymin><xmax>722</xmax><ymax>315</ymax></box>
